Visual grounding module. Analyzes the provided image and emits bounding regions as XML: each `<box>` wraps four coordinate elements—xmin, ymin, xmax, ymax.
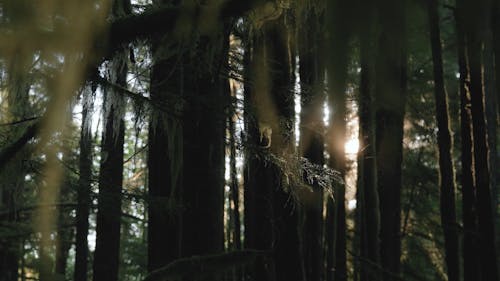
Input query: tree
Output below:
<box><xmin>427</xmin><ymin>1</ymin><xmax>459</xmax><ymax>280</ymax></box>
<box><xmin>357</xmin><ymin>1</ymin><xmax>381</xmax><ymax>279</ymax></box>
<box><xmin>375</xmin><ymin>1</ymin><xmax>407</xmax><ymax>279</ymax></box>
<box><xmin>147</xmin><ymin>0</ymin><xmax>183</xmax><ymax>271</ymax></box>
<box><xmin>455</xmin><ymin>1</ymin><xmax>480</xmax><ymax>278</ymax></box>
<box><xmin>298</xmin><ymin>6</ymin><xmax>326</xmax><ymax>281</ymax></box>
<box><xmin>92</xmin><ymin>1</ymin><xmax>129</xmax><ymax>277</ymax></box>
<box><xmin>74</xmin><ymin>85</ymin><xmax>95</xmax><ymax>281</ymax></box>
<box><xmin>461</xmin><ymin>0</ymin><xmax>499</xmax><ymax>278</ymax></box>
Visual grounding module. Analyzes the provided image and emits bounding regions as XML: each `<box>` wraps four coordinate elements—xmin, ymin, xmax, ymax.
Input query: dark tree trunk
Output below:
<box><xmin>492</xmin><ymin>0</ymin><xmax>500</xmax><ymax>121</ymax></box>
<box><xmin>298</xmin><ymin>9</ymin><xmax>325</xmax><ymax>281</ymax></box>
<box><xmin>427</xmin><ymin>1</ymin><xmax>460</xmax><ymax>280</ymax></box>
<box><xmin>180</xmin><ymin>24</ymin><xmax>228</xmax><ymax>280</ymax></box>
<box><xmin>55</xmin><ymin>155</ymin><xmax>74</xmax><ymax>281</ymax></box>
<box><xmin>326</xmin><ymin>1</ymin><xmax>353</xmax><ymax>280</ymax></box>
<box><xmin>92</xmin><ymin>53</ymin><xmax>127</xmax><ymax>281</ymax></box>
<box><xmin>55</xmin><ymin>212</ymin><xmax>73</xmax><ymax>279</ymax></box>
<box><xmin>74</xmin><ymin>86</ymin><xmax>94</xmax><ymax>281</ymax></box>
<box><xmin>147</xmin><ymin>29</ymin><xmax>183</xmax><ymax>274</ymax></box>
<box><xmin>244</xmin><ymin>12</ymin><xmax>302</xmax><ymax>281</ymax></box>
<box><xmin>266</xmin><ymin>15</ymin><xmax>303</xmax><ymax>281</ymax></box>
<box><xmin>244</xmin><ymin>30</ymin><xmax>276</xmax><ymax>281</ymax></box>
<box><xmin>357</xmin><ymin>3</ymin><xmax>381</xmax><ymax>279</ymax></box>
<box><xmin>455</xmin><ymin>2</ymin><xmax>481</xmax><ymax>279</ymax></box>
<box><xmin>484</xmin><ymin>30</ymin><xmax>499</xmax><ymax>226</ymax></box>
<box><xmin>375</xmin><ymin>1</ymin><xmax>407</xmax><ymax>279</ymax></box>
<box><xmin>463</xmin><ymin>0</ymin><xmax>499</xmax><ymax>278</ymax></box>
<box><xmin>483</xmin><ymin>21</ymin><xmax>500</xmax><ymax>258</ymax></box>
<box><xmin>243</xmin><ymin>32</ymin><xmax>277</xmax><ymax>281</ymax></box>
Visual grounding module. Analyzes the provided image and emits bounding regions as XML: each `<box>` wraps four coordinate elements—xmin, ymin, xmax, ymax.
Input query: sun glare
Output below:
<box><xmin>345</xmin><ymin>138</ymin><xmax>359</xmax><ymax>155</ymax></box>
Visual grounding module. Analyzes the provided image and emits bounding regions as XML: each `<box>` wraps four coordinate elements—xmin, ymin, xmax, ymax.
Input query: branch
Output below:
<box><xmin>0</xmin><ymin>123</ymin><xmax>39</xmax><ymax>172</ymax></box>
<box><xmin>104</xmin><ymin>0</ymin><xmax>270</xmax><ymax>57</ymax></box>
<box><xmin>143</xmin><ymin>249</ymin><xmax>270</xmax><ymax>281</ymax></box>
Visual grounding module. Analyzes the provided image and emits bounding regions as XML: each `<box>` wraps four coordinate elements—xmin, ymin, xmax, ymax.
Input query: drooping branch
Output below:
<box><xmin>0</xmin><ymin>123</ymin><xmax>39</xmax><ymax>173</ymax></box>
<box><xmin>103</xmin><ymin>0</ymin><xmax>271</xmax><ymax>57</ymax></box>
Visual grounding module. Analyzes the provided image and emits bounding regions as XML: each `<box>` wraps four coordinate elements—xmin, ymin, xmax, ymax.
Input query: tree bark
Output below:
<box><xmin>92</xmin><ymin>52</ymin><xmax>127</xmax><ymax>281</ymax></box>
<box><xmin>455</xmin><ymin>2</ymin><xmax>481</xmax><ymax>279</ymax></box>
<box><xmin>180</xmin><ymin>20</ymin><xmax>228</xmax><ymax>281</ymax></box>
<box><xmin>243</xmin><ymin>32</ymin><xmax>277</xmax><ymax>281</ymax></box>
<box><xmin>298</xmin><ymin>9</ymin><xmax>325</xmax><ymax>281</ymax></box>
<box><xmin>266</xmin><ymin>15</ymin><xmax>303</xmax><ymax>281</ymax></box>
<box><xmin>326</xmin><ymin>0</ymin><xmax>354</xmax><ymax>280</ymax></box>
<box><xmin>463</xmin><ymin>0</ymin><xmax>499</xmax><ymax>278</ymax></box>
<box><xmin>244</xmin><ymin>12</ymin><xmax>303</xmax><ymax>281</ymax></box>
<box><xmin>147</xmin><ymin>23</ymin><xmax>183</xmax><ymax>275</ymax></box>
<box><xmin>74</xmin><ymin>86</ymin><xmax>94</xmax><ymax>281</ymax></box>
<box><xmin>427</xmin><ymin>1</ymin><xmax>460</xmax><ymax>280</ymax></box>
<box><xmin>357</xmin><ymin>3</ymin><xmax>381</xmax><ymax>279</ymax></box>
<box><xmin>375</xmin><ymin>1</ymin><xmax>407</xmax><ymax>280</ymax></box>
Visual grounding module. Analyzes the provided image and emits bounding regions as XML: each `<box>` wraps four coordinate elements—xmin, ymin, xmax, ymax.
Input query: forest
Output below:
<box><xmin>0</xmin><ymin>0</ymin><xmax>499</xmax><ymax>280</ymax></box>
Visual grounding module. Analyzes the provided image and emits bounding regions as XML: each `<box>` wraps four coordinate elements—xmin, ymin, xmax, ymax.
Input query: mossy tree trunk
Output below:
<box><xmin>74</xmin><ymin>85</ymin><xmax>94</xmax><ymax>281</ymax></box>
<box><xmin>92</xmin><ymin>1</ymin><xmax>130</xmax><ymax>278</ymax></box>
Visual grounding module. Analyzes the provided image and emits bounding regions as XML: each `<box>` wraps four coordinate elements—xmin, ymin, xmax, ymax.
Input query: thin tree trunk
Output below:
<box><xmin>299</xmin><ymin>9</ymin><xmax>324</xmax><ymax>281</ymax></box>
<box><xmin>484</xmin><ymin>29</ymin><xmax>499</xmax><ymax>226</ymax></box>
<box><xmin>92</xmin><ymin>52</ymin><xmax>127</xmax><ymax>281</ymax></box>
<box><xmin>74</xmin><ymin>85</ymin><xmax>94</xmax><ymax>281</ymax></box>
<box><xmin>326</xmin><ymin>1</ymin><xmax>354</xmax><ymax>280</ymax></box>
<box><xmin>229</xmin><ymin>103</ymin><xmax>242</xmax><ymax>252</ymax></box>
<box><xmin>492</xmin><ymin>0</ymin><xmax>500</xmax><ymax>120</ymax></box>
<box><xmin>483</xmin><ymin>23</ymin><xmax>500</xmax><ymax>254</ymax></box>
<box><xmin>455</xmin><ymin>2</ymin><xmax>481</xmax><ymax>279</ymax></box>
<box><xmin>427</xmin><ymin>1</ymin><xmax>460</xmax><ymax>280</ymax></box>
<box><xmin>463</xmin><ymin>0</ymin><xmax>499</xmax><ymax>278</ymax></box>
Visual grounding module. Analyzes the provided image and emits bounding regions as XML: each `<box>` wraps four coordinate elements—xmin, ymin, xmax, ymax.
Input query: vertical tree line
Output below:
<box><xmin>0</xmin><ymin>0</ymin><xmax>498</xmax><ymax>281</ymax></box>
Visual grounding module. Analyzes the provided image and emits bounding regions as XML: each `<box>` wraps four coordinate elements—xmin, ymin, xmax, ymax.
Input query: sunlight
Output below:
<box><xmin>345</xmin><ymin>138</ymin><xmax>359</xmax><ymax>155</ymax></box>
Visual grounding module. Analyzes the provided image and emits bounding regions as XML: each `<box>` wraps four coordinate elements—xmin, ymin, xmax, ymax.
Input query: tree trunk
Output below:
<box><xmin>180</xmin><ymin>21</ymin><xmax>228</xmax><ymax>281</ymax></box>
<box><xmin>92</xmin><ymin>52</ymin><xmax>127</xmax><ymax>281</ymax></box>
<box><xmin>357</xmin><ymin>3</ymin><xmax>381</xmax><ymax>279</ymax></box>
<box><xmin>266</xmin><ymin>15</ymin><xmax>303</xmax><ymax>281</ymax></box>
<box><xmin>244</xmin><ymin>12</ymin><xmax>303</xmax><ymax>281</ymax></box>
<box><xmin>375</xmin><ymin>1</ymin><xmax>406</xmax><ymax>279</ymax></box>
<box><xmin>455</xmin><ymin>2</ymin><xmax>481</xmax><ymax>279</ymax></box>
<box><xmin>427</xmin><ymin>1</ymin><xmax>460</xmax><ymax>280</ymax></box>
<box><xmin>299</xmin><ymin>9</ymin><xmax>325</xmax><ymax>281</ymax></box>
<box><xmin>492</xmin><ymin>0</ymin><xmax>500</xmax><ymax>120</ymax></box>
<box><xmin>0</xmin><ymin>50</ymin><xmax>32</xmax><ymax>281</ymax></box>
<box><xmin>229</xmin><ymin>99</ymin><xmax>242</xmax><ymax>252</ymax></box>
<box><xmin>483</xmin><ymin>28</ymin><xmax>499</xmax><ymax>227</ymax></box>
<box><xmin>463</xmin><ymin>0</ymin><xmax>499</xmax><ymax>278</ymax></box>
<box><xmin>74</xmin><ymin>85</ymin><xmax>94</xmax><ymax>281</ymax></box>
<box><xmin>326</xmin><ymin>1</ymin><xmax>354</xmax><ymax>280</ymax></box>
<box><xmin>55</xmin><ymin>154</ymin><xmax>74</xmax><ymax>281</ymax></box>
<box><xmin>147</xmin><ymin>25</ymin><xmax>183</xmax><ymax>274</ymax></box>
<box><xmin>243</xmin><ymin>31</ymin><xmax>277</xmax><ymax>281</ymax></box>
